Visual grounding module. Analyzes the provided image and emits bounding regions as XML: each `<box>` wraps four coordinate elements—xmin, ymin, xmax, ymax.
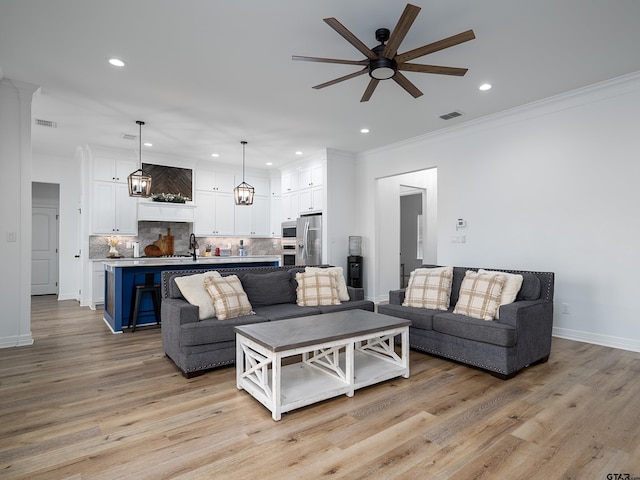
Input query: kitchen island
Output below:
<box><xmin>102</xmin><ymin>256</ymin><xmax>281</xmax><ymax>333</ymax></box>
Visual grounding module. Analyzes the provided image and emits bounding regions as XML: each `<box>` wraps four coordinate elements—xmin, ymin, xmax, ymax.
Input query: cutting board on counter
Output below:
<box><xmin>144</xmin><ymin>228</ymin><xmax>175</xmax><ymax>256</ymax></box>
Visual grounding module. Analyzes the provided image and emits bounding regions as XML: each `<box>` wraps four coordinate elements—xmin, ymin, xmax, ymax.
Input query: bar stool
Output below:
<box><xmin>128</xmin><ymin>273</ymin><xmax>161</xmax><ymax>332</ymax></box>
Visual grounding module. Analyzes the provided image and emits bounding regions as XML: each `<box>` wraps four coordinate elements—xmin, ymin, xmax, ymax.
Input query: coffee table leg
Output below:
<box><xmin>236</xmin><ymin>335</ymin><xmax>244</xmax><ymax>390</ymax></box>
<box><xmin>272</xmin><ymin>353</ymin><xmax>282</xmax><ymax>421</ymax></box>
<box><xmin>401</xmin><ymin>327</ymin><xmax>409</xmax><ymax>378</ymax></box>
<box><xmin>346</xmin><ymin>342</ymin><xmax>355</xmax><ymax>397</ymax></box>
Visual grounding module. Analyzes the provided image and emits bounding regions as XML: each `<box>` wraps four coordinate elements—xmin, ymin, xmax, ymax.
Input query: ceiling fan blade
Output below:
<box><xmin>312</xmin><ymin>67</ymin><xmax>369</xmax><ymax>90</ymax></box>
<box><xmin>323</xmin><ymin>17</ymin><xmax>378</xmax><ymax>60</ymax></box>
<box><xmin>360</xmin><ymin>79</ymin><xmax>380</xmax><ymax>102</ymax></box>
<box><xmin>398</xmin><ymin>63</ymin><xmax>468</xmax><ymax>76</ymax></box>
<box><xmin>392</xmin><ymin>72</ymin><xmax>423</xmax><ymax>98</ymax></box>
<box><xmin>382</xmin><ymin>3</ymin><xmax>421</xmax><ymax>59</ymax></box>
<box><xmin>395</xmin><ymin>30</ymin><xmax>476</xmax><ymax>63</ymax></box>
<box><xmin>292</xmin><ymin>55</ymin><xmax>368</xmax><ymax>66</ymax></box>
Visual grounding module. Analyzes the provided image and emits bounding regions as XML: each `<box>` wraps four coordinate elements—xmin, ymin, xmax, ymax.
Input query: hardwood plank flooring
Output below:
<box><xmin>0</xmin><ymin>295</ymin><xmax>638</xmax><ymax>479</ymax></box>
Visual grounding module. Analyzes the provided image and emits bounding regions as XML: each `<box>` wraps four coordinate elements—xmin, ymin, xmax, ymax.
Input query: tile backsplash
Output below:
<box><xmin>89</xmin><ymin>222</ymin><xmax>281</xmax><ymax>259</ymax></box>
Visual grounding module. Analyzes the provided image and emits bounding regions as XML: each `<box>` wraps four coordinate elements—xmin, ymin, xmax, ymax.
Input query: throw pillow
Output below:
<box><xmin>305</xmin><ymin>266</ymin><xmax>349</xmax><ymax>301</ymax></box>
<box><xmin>240</xmin><ymin>270</ymin><xmax>296</xmax><ymax>307</ymax></box>
<box><xmin>478</xmin><ymin>269</ymin><xmax>524</xmax><ymax>318</ymax></box>
<box><xmin>402</xmin><ymin>266</ymin><xmax>453</xmax><ymax>310</ymax></box>
<box><xmin>204</xmin><ymin>275</ymin><xmax>254</xmax><ymax>321</ymax></box>
<box><xmin>453</xmin><ymin>271</ymin><xmax>506</xmax><ymax>321</ymax></box>
<box><xmin>174</xmin><ymin>271</ymin><xmax>222</xmax><ymax>320</ymax></box>
<box><xmin>295</xmin><ymin>270</ymin><xmax>341</xmax><ymax>306</ymax></box>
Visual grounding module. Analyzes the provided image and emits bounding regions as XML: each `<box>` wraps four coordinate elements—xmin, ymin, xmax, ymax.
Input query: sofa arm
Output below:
<box><xmin>388</xmin><ymin>289</ymin><xmax>406</xmax><ymax>305</ymax></box>
<box><xmin>161</xmin><ymin>298</ymin><xmax>200</xmax><ymax>326</ymax></box>
<box><xmin>498</xmin><ymin>300</ymin><xmax>554</xmax><ymax>365</ymax></box>
<box><xmin>347</xmin><ymin>286</ymin><xmax>365</xmax><ymax>301</ymax></box>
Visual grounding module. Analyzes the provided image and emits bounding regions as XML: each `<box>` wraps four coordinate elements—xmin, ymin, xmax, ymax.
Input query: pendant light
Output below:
<box><xmin>234</xmin><ymin>140</ymin><xmax>254</xmax><ymax>206</ymax></box>
<box><xmin>127</xmin><ymin>120</ymin><xmax>152</xmax><ymax>197</ymax></box>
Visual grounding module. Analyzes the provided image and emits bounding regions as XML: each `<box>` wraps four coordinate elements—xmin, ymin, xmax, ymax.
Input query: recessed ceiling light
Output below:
<box><xmin>108</xmin><ymin>58</ymin><xmax>126</xmax><ymax>67</ymax></box>
<box><xmin>211</xmin><ymin>153</ymin><xmax>219</xmax><ymax>158</ymax></box>
<box><xmin>479</xmin><ymin>83</ymin><xmax>492</xmax><ymax>91</ymax></box>
<box><xmin>143</xmin><ymin>142</ymin><xmax>153</xmax><ymax>147</ymax></box>
<box><xmin>266</xmin><ymin>162</ymin><xmax>273</xmax><ymax>166</ymax></box>
<box><xmin>295</xmin><ymin>151</ymin><xmax>303</xmax><ymax>155</ymax></box>
<box><xmin>360</xmin><ymin>128</ymin><xmax>370</xmax><ymax>134</ymax></box>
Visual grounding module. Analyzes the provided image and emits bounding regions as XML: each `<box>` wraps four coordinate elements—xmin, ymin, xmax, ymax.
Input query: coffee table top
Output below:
<box><xmin>235</xmin><ymin>310</ymin><xmax>410</xmax><ymax>352</ymax></box>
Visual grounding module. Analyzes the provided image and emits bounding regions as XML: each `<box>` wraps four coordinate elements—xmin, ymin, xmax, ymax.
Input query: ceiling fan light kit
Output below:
<box><xmin>293</xmin><ymin>3</ymin><xmax>475</xmax><ymax>102</ymax></box>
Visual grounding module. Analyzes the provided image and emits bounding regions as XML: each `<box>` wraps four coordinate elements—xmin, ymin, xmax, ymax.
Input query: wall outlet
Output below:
<box><xmin>7</xmin><ymin>232</ymin><xmax>17</xmax><ymax>242</ymax></box>
<box><xmin>561</xmin><ymin>303</ymin><xmax>570</xmax><ymax>314</ymax></box>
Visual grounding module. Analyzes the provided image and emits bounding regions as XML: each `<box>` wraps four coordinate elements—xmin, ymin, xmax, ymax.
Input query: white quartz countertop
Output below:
<box><xmin>100</xmin><ymin>255</ymin><xmax>281</xmax><ymax>268</ymax></box>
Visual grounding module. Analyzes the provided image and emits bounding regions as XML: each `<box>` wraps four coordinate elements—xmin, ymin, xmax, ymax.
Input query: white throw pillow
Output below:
<box><xmin>174</xmin><ymin>271</ymin><xmax>222</xmax><ymax>320</ymax></box>
<box><xmin>204</xmin><ymin>275</ymin><xmax>254</xmax><ymax>321</ymax></box>
<box><xmin>402</xmin><ymin>266</ymin><xmax>453</xmax><ymax>310</ymax></box>
<box><xmin>305</xmin><ymin>266</ymin><xmax>349</xmax><ymax>301</ymax></box>
<box><xmin>296</xmin><ymin>270</ymin><xmax>341</xmax><ymax>306</ymax></box>
<box><xmin>453</xmin><ymin>271</ymin><xmax>506</xmax><ymax>321</ymax></box>
<box><xmin>478</xmin><ymin>269</ymin><xmax>524</xmax><ymax>318</ymax></box>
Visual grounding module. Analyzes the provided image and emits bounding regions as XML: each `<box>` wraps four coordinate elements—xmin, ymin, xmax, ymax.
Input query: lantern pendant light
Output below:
<box><xmin>234</xmin><ymin>140</ymin><xmax>254</xmax><ymax>206</ymax></box>
<box><xmin>127</xmin><ymin>120</ymin><xmax>152</xmax><ymax>197</ymax></box>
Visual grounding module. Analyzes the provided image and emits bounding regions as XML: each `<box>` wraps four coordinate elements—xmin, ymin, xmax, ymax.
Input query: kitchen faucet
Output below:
<box><xmin>189</xmin><ymin>233</ymin><xmax>198</xmax><ymax>260</ymax></box>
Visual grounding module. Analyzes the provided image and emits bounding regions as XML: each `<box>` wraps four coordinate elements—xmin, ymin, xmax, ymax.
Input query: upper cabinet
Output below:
<box><xmin>279</xmin><ymin>159</ymin><xmax>325</xmax><ymax>220</ymax></box>
<box><xmin>195</xmin><ymin>171</ymin><xmax>235</xmax><ymax>193</ymax></box>
<box><xmin>93</xmin><ymin>157</ymin><xmax>137</xmax><ymax>183</ymax></box>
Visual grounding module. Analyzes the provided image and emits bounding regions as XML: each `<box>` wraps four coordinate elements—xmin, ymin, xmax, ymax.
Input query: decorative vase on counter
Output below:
<box><xmin>108</xmin><ymin>246</ymin><xmax>119</xmax><ymax>257</ymax></box>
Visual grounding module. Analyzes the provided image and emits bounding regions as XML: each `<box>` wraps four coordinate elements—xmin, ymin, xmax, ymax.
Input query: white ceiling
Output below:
<box><xmin>1</xmin><ymin>0</ymin><xmax>640</xmax><ymax>170</ymax></box>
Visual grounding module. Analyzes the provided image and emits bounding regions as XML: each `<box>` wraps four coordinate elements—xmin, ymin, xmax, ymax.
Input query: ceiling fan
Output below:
<box><xmin>293</xmin><ymin>3</ymin><xmax>475</xmax><ymax>102</ymax></box>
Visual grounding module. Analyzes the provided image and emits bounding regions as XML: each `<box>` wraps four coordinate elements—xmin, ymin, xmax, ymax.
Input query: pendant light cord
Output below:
<box><xmin>137</xmin><ymin>120</ymin><xmax>145</xmax><ymax>169</ymax></box>
<box><xmin>241</xmin><ymin>140</ymin><xmax>247</xmax><ymax>181</ymax></box>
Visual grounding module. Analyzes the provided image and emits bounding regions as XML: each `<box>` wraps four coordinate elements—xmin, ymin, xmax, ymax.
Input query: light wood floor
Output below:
<box><xmin>0</xmin><ymin>296</ymin><xmax>638</xmax><ymax>480</ymax></box>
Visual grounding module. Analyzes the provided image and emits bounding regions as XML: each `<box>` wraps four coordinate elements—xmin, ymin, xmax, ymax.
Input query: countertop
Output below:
<box><xmin>99</xmin><ymin>255</ymin><xmax>281</xmax><ymax>268</ymax></box>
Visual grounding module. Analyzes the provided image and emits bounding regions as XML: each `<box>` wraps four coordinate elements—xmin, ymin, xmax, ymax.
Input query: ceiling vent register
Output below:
<box><xmin>439</xmin><ymin>111</ymin><xmax>463</xmax><ymax>120</ymax></box>
<box><xmin>34</xmin><ymin>118</ymin><xmax>57</xmax><ymax>128</ymax></box>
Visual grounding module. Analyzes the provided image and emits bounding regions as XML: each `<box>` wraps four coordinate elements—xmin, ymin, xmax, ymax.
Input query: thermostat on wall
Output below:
<box><xmin>456</xmin><ymin>218</ymin><xmax>466</xmax><ymax>230</ymax></box>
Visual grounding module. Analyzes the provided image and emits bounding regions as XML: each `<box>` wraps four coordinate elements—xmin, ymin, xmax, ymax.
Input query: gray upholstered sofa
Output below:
<box><xmin>161</xmin><ymin>265</ymin><xmax>374</xmax><ymax>377</ymax></box>
<box><xmin>378</xmin><ymin>265</ymin><xmax>554</xmax><ymax>379</ymax></box>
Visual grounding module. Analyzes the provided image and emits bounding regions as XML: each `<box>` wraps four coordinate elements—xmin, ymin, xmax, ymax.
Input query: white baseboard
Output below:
<box><xmin>0</xmin><ymin>334</ymin><xmax>34</xmax><ymax>349</ymax></box>
<box><xmin>553</xmin><ymin>327</ymin><xmax>640</xmax><ymax>353</ymax></box>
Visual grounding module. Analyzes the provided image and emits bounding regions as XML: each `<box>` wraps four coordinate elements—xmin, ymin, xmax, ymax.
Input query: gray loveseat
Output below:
<box><xmin>378</xmin><ymin>265</ymin><xmax>554</xmax><ymax>379</ymax></box>
<box><xmin>161</xmin><ymin>265</ymin><xmax>375</xmax><ymax>377</ymax></box>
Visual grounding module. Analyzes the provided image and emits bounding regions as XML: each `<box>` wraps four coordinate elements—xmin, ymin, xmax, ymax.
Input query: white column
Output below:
<box><xmin>0</xmin><ymin>77</ymin><xmax>40</xmax><ymax>348</ymax></box>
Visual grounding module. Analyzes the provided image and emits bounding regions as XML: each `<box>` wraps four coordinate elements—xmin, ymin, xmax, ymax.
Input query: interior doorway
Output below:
<box><xmin>32</xmin><ymin>182</ymin><xmax>59</xmax><ymax>296</ymax></box>
<box><xmin>400</xmin><ymin>187</ymin><xmax>424</xmax><ymax>288</ymax></box>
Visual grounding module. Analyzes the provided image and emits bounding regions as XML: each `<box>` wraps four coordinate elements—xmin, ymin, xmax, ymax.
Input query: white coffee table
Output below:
<box><xmin>235</xmin><ymin>310</ymin><xmax>410</xmax><ymax>420</ymax></box>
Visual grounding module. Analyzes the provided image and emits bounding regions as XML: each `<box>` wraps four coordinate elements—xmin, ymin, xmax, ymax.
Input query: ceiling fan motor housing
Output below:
<box><xmin>369</xmin><ymin>43</ymin><xmax>397</xmax><ymax>80</ymax></box>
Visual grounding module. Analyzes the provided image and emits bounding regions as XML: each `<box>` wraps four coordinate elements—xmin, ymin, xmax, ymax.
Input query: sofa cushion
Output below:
<box><xmin>174</xmin><ymin>271</ymin><xmax>222</xmax><ymax>320</ymax></box>
<box><xmin>403</xmin><ymin>267</ymin><xmax>453</xmax><ymax>310</ymax></box>
<box><xmin>179</xmin><ymin>314</ymin><xmax>269</xmax><ymax>347</ymax></box>
<box><xmin>295</xmin><ymin>271</ymin><xmax>341</xmax><ymax>306</ymax></box>
<box><xmin>204</xmin><ymin>275</ymin><xmax>255</xmax><ymax>320</ymax></box>
<box><xmin>478</xmin><ymin>269</ymin><xmax>523</xmax><ymax>319</ymax></box>
<box><xmin>378</xmin><ymin>303</ymin><xmax>436</xmax><ymax>331</ymax></box>
<box><xmin>306</xmin><ymin>266</ymin><xmax>349</xmax><ymax>301</ymax></box>
<box><xmin>253</xmin><ymin>303</ymin><xmax>322</xmax><ymax>321</ymax></box>
<box><xmin>433</xmin><ymin>312</ymin><xmax>517</xmax><ymax>347</ymax></box>
<box><xmin>517</xmin><ymin>273</ymin><xmax>541</xmax><ymax>301</ymax></box>
<box><xmin>453</xmin><ymin>271</ymin><xmax>506</xmax><ymax>321</ymax></box>
<box><xmin>240</xmin><ymin>270</ymin><xmax>296</xmax><ymax>307</ymax></box>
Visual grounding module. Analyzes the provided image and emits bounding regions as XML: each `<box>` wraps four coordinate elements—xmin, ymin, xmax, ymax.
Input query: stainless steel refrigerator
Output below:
<box><xmin>296</xmin><ymin>213</ymin><xmax>322</xmax><ymax>265</ymax></box>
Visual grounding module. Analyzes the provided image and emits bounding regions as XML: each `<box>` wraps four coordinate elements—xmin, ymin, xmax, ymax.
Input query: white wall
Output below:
<box><xmin>356</xmin><ymin>73</ymin><xmax>640</xmax><ymax>352</ymax></box>
<box><xmin>32</xmin><ymin>152</ymin><xmax>82</xmax><ymax>301</ymax></box>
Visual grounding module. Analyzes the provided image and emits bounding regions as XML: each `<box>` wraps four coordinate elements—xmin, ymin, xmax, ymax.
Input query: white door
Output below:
<box><xmin>32</xmin><ymin>206</ymin><xmax>58</xmax><ymax>295</ymax></box>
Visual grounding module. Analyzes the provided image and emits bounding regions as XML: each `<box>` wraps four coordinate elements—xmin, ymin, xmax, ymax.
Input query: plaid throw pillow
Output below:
<box><xmin>402</xmin><ymin>267</ymin><xmax>453</xmax><ymax>310</ymax></box>
<box><xmin>204</xmin><ymin>275</ymin><xmax>254</xmax><ymax>320</ymax></box>
<box><xmin>174</xmin><ymin>271</ymin><xmax>222</xmax><ymax>320</ymax></box>
<box><xmin>295</xmin><ymin>271</ymin><xmax>341</xmax><ymax>306</ymax></box>
<box><xmin>453</xmin><ymin>271</ymin><xmax>506</xmax><ymax>321</ymax></box>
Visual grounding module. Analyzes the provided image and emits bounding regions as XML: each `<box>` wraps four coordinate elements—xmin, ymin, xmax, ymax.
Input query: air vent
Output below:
<box><xmin>439</xmin><ymin>111</ymin><xmax>463</xmax><ymax>120</ymax></box>
<box><xmin>34</xmin><ymin>118</ymin><xmax>57</xmax><ymax>128</ymax></box>
<box><xmin>121</xmin><ymin>133</ymin><xmax>138</xmax><ymax>141</ymax></box>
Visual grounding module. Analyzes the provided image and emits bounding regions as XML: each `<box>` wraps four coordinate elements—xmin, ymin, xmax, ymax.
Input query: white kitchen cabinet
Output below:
<box><xmin>93</xmin><ymin>157</ymin><xmax>137</xmax><ymax>183</ymax></box>
<box><xmin>92</xmin><ymin>182</ymin><xmax>137</xmax><ymax>235</ymax></box>
<box><xmin>298</xmin><ymin>162</ymin><xmax>323</xmax><ymax>188</ymax></box>
<box><xmin>194</xmin><ymin>191</ymin><xmax>235</xmax><ymax>235</ymax></box>
<box><xmin>270</xmin><ymin>196</ymin><xmax>282</xmax><ymax>236</ymax></box>
<box><xmin>281</xmin><ymin>169</ymin><xmax>298</xmax><ymax>194</ymax></box>
<box><xmin>195</xmin><ymin>170</ymin><xmax>235</xmax><ymax>192</ymax></box>
<box><xmin>298</xmin><ymin>185</ymin><xmax>323</xmax><ymax>214</ymax></box>
<box><xmin>235</xmin><ymin>195</ymin><xmax>270</xmax><ymax>236</ymax></box>
<box><xmin>281</xmin><ymin>191</ymin><xmax>299</xmax><ymax>221</ymax></box>
<box><xmin>92</xmin><ymin>261</ymin><xmax>105</xmax><ymax>309</ymax></box>
<box><xmin>244</xmin><ymin>175</ymin><xmax>270</xmax><ymax>197</ymax></box>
